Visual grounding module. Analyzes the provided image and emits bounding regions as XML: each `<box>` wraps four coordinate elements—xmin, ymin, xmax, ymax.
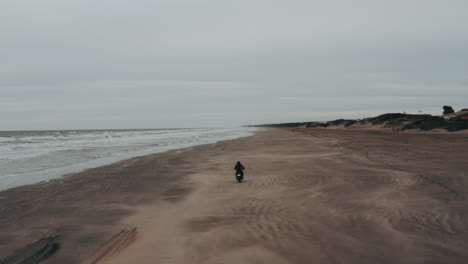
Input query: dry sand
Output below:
<box><xmin>1</xmin><ymin>128</ymin><xmax>468</xmax><ymax>264</ymax></box>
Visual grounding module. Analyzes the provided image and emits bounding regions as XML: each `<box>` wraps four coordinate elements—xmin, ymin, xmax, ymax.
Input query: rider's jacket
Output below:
<box><xmin>234</xmin><ymin>163</ymin><xmax>245</xmax><ymax>172</ymax></box>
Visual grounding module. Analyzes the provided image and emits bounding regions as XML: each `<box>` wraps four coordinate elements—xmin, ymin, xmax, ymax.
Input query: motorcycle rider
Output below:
<box><xmin>234</xmin><ymin>161</ymin><xmax>245</xmax><ymax>178</ymax></box>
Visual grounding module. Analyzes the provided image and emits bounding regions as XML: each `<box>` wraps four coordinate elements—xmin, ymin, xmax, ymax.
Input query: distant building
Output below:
<box><xmin>444</xmin><ymin>109</ymin><xmax>468</xmax><ymax>121</ymax></box>
<box><xmin>444</xmin><ymin>112</ymin><xmax>459</xmax><ymax>121</ymax></box>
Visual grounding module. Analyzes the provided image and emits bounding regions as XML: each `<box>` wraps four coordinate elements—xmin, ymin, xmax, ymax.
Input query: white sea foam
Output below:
<box><xmin>0</xmin><ymin>127</ymin><xmax>256</xmax><ymax>191</ymax></box>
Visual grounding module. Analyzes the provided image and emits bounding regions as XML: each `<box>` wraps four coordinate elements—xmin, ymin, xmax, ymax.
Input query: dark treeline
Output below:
<box><xmin>248</xmin><ymin>113</ymin><xmax>468</xmax><ymax>132</ymax></box>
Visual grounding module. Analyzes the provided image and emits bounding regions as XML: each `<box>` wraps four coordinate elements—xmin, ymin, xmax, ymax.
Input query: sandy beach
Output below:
<box><xmin>1</xmin><ymin>128</ymin><xmax>468</xmax><ymax>264</ymax></box>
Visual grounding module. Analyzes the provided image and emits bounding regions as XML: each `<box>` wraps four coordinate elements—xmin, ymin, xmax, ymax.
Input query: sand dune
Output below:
<box><xmin>1</xmin><ymin>128</ymin><xmax>468</xmax><ymax>264</ymax></box>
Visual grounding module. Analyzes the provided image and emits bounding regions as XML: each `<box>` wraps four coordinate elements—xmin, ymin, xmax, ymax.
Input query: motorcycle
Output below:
<box><xmin>235</xmin><ymin>171</ymin><xmax>244</xmax><ymax>183</ymax></box>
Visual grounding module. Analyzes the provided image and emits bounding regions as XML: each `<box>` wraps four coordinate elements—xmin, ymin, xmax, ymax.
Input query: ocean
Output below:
<box><xmin>0</xmin><ymin>127</ymin><xmax>256</xmax><ymax>191</ymax></box>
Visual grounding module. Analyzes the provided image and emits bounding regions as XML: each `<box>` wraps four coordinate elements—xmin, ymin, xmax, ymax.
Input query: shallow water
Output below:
<box><xmin>0</xmin><ymin>127</ymin><xmax>256</xmax><ymax>191</ymax></box>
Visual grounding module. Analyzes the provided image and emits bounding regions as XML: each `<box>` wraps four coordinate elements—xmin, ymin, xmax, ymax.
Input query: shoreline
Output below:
<box><xmin>0</xmin><ymin>130</ymin><xmax>263</xmax><ymax>263</ymax></box>
<box><xmin>0</xmin><ymin>128</ymin><xmax>256</xmax><ymax>192</ymax></box>
<box><xmin>1</xmin><ymin>128</ymin><xmax>468</xmax><ymax>264</ymax></box>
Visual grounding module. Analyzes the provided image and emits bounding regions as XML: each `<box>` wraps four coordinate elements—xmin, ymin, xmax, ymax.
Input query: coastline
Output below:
<box><xmin>0</xmin><ymin>127</ymin><xmax>256</xmax><ymax>192</ymax></box>
<box><xmin>0</xmin><ymin>130</ymin><xmax>262</xmax><ymax>263</ymax></box>
<box><xmin>1</xmin><ymin>128</ymin><xmax>468</xmax><ymax>264</ymax></box>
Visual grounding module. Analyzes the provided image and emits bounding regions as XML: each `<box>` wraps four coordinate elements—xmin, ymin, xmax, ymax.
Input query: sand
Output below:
<box><xmin>1</xmin><ymin>128</ymin><xmax>468</xmax><ymax>264</ymax></box>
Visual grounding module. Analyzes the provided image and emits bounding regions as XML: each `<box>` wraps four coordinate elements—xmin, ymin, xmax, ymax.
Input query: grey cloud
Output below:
<box><xmin>1</xmin><ymin>0</ymin><xmax>467</xmax><ymax>129</ymax></box>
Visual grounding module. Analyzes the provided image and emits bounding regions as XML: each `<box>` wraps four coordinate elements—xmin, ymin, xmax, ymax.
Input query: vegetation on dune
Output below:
<box><xmin>369</xmin><ymin>113</ymin><xmax>408</xmax><ymax>125</ymax></box>
<box><xmin>344</xmin><ymin>120</ymin><xmax>357</xmax><ymax>127</ymax></box>
<box><xmin>250</xmin><ymin>106</ymin><xmax>468</xmax><ymax>132</ymax></box>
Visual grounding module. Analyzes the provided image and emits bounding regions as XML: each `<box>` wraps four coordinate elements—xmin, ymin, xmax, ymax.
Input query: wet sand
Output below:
<box><xmin>1</xmin><ymin>128</ymin><xmax>468</xmax><ymax>264</ymax></box>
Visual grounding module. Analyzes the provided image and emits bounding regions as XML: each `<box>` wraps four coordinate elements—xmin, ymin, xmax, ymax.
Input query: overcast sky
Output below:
<box><xmin>1</xmin><ymin>0</ymin><xmax>467</xmax><ymax>130</ymax></box>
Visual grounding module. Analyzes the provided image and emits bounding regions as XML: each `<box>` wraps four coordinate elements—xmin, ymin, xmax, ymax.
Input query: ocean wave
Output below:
<box><xmin>0</xmin><ymin>128</ymin><xmax>256</xmax><ymax>191</ymax></box>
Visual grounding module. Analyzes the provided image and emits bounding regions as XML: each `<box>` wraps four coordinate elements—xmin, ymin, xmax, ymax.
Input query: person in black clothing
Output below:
<box><xmin>234</xmin><ymin>161</ymin><xmax>245</xmax><ymax>178</ymax></box>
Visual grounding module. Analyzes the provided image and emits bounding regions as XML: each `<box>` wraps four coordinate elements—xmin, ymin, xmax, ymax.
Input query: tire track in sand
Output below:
<box><xmin>85</xmin><ymin>228</ymin><xmax>137</xmax><ymax>264</ymax></box>
<box><xmin>0</xmin><ymin>236</ymin><xmax>60</xmax><ymax>264</ymax></box>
